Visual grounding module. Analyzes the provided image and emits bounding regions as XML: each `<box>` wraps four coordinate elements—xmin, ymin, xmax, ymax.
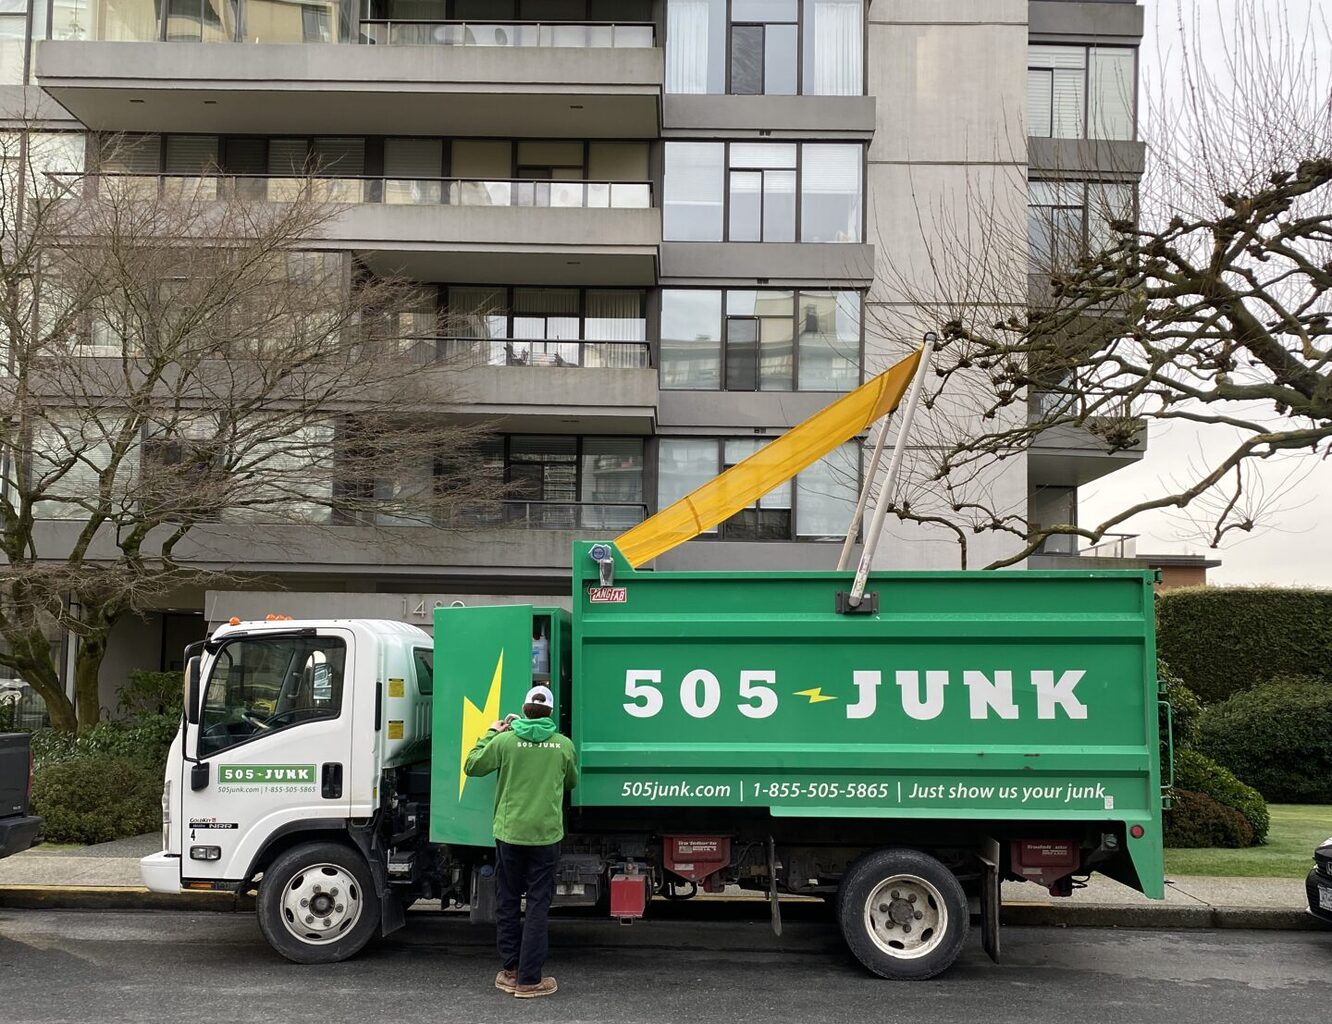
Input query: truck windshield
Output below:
<box><xmin>198</xmin><ymin>635</ymin><xmax>347</xmax><ymax>758</ymax></box>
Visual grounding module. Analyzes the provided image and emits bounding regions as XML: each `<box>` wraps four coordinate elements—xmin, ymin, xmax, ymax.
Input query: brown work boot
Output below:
<box><xmin>495</xmin><ymin>969</ymin><xmax>518</xmax><ymax>993</ymax></box>
<box><xmin>513</xmin><ymin>977</ymin><xmax>558</xmax><ymax>999</ymax></box>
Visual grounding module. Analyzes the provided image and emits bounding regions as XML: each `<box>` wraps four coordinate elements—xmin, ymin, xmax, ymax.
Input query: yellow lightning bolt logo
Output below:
<box><xmin>795</xmin><ymin>687</ymin><xmax>836</xmax><ymax>704</ymax></box>
<box><xmin>458</xmin><ymin>650</ymin><xmax>504</xmax><ymax>799</ymax></box>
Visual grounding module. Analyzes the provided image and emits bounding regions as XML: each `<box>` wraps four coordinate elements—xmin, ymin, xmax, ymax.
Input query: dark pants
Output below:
<box><xmin>495</xmin><ymin>839</ymin><xmax>560</xmax><ymax>985</ymax></box>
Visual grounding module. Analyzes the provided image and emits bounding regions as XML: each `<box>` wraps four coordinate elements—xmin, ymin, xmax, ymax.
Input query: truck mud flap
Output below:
<box><xmin>471</xmin><ymin>865</ymin><xmax>497</xmax><ymax>925</ymax></box>
<box><xmin>979</xmin><ymin>837</ymin><xmax>1000</xmax><ymax>963</ymax></box>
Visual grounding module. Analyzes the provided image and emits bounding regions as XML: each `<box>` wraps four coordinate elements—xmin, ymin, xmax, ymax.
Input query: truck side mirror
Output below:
<box><xmin>185</xmin><ymin>656</ymin><xmax>202</xmax><ymax>725</ymax></box>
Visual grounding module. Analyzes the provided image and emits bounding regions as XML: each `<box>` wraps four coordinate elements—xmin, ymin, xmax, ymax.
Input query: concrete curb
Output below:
<box><xmin>1001</xmin><ymin>902</ymin><xmax>1324</xmax><ymax>931</ymax></box>
<box><xmin>0</xmin><ymin>884</ymin><xmax>244</xmax><ymax>912</ymax></box>
<box><xmin>2</xmin><ymin>884</ymin><xmax>1325</xmax><ymax>932</ymax></box>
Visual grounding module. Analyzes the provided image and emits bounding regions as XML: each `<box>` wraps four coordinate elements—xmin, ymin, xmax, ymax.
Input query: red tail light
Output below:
<box><xmin>1130</xmin><ymin>825</ymin><xmax>1145</xmax><ymax>839</ymax></box>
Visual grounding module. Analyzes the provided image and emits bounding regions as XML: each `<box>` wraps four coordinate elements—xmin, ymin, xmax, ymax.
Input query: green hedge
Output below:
<box><xmin>31</xmin><ymin>714</ymin><xmax>179</xmax><ymax>772</ymax></box>
<box><xmin>30</xmin><ymin>753</ymin><xmax>162</xmax><ymax>845</ymax></box>
<box><xmin>1164</xmin><ymin>789</ymin><xmax>1255</xmax><ymax>848</ymax></box>
<box><xmin>1197</xmin><ymin>676</ymin><xmax>1332</xmax><ymax>803</ymax></box>
<box><xmin>1157</xmin><ymin>587</ymin><xmax>1332</xmax><ymax>703</ymax></box>
<box><xmin>1173</xmin><ymin>749</ymin><xmax>1268</xmax><ymax>844</ymax></box>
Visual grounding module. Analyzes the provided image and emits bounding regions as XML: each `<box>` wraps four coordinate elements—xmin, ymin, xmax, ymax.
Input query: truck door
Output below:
<box><xmin>179</xmin><ymin>628</ymin><xmax>357</xmax><ymax>883</ymax></box>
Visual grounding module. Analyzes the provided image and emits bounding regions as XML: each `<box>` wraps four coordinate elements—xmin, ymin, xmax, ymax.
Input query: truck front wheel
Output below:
<box><xmin>256</xmin><ymin>841</ymin><xmax>381</xmax><ymax>964</ymax></box>
<box><xmin>837</xmin><ymin>848</ymin><xmax>968</xmax><ymax>980</ymax></box>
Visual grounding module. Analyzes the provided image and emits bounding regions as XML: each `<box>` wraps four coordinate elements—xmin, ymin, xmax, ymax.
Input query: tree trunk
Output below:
<box><xmin>74</xmin><ymin>636</ymin><xmax>107</xmax><ymax>732</ymax></box>
<box><xmin>1</xmin><ymin>624</ymin><xmax>77</xmax><ymax>732</ymax></box>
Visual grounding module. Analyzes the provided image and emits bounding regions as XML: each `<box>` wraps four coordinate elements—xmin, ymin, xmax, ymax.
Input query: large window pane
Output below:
<box><xmin>1089</xmin><ymin>47</ymin><xmax>1135</xmax><ymax>140</ymax></box>
<box><xmin>800</xmin><ymin>144</ymin><xmax>861</xmax><ymax>242</ymax></box>
<box><xmin>797</xmin><ymin>290</ymin><xmax>859</xmax><ymax>391</ymax></box>
<box><xmin>803</xmin><ymin>0</ymin><xmax>861</xmax><ymax>96</ymax></box>
<box><xmin>664</xmin><ymin>142</ymin><xmax>724</xmax><ymax>242</ymax></box>
<box><xmin>93</xmin><ymin>0</ymin><xmax>161</xmax><ymax>40</ymax></box>
<box><xmin>725</xmin><ymin>317</ymin><xmax>759</xmax><ymax>391</ymax></box>
<box><xmin>722</xmin><ymin>437</ymin><xmax>790</xmax><ymax>539</ymax></box>
<box><xmin>666</xmin><ymin>0</ymin><xmax>725</xmax><ymax>94</ymax></box>
<box><xmin>242</xmin><ymin>0</ymin><xmax>351</xmax><ymax>42</ymax></box>
<box><xmin>728</xmin><ymin>170</ymin><xmax>762</xmax><ymax>242</ymax></box>
<box><xmin>1027</xmin><ymin>69</ymin><xmax>1053</xmax><ymax>138</ymax></box>
<box><xmin>764</xmin><ymin>169</ymin><xmax>796</xmax><ymax>241</ymax></box>
<box><xmin>0</xmin><ymin>16</ymin><xmax>24</xmax><ymax>84</ymax></box>
<box><xmin>581</xmin><ymin>437</ymin><xmax>644</xmax><ymax>530</ymax></box>
<box><xmin>796</xmin><ymin>443</ymin><xmax>857</xmax><ymax>538</ymax></box>
<box><xmin>658</xmin><ymin>439</ymin><xmax>718</xmax><ymax>531</ymax></box>
<box><xmin>660</xmin><ymin>289</ymin><xmax>721</xmax><ymax>389</ymax></box>
<box><xmin>764</xmin><ymin>22</ymin><xmax>797</xmax><ymax>94</ymax></box>
<box><xmin>1028</xmin><ymin>181</ymin><xmax>1085</xmax><ymax>267</ymax></box>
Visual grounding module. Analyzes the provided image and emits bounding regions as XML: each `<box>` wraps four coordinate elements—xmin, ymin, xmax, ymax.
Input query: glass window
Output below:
<box><xmin>660</xmin><ymin>288</ymin><xmax>722</xmax><ymax>389</ymax></box>
<box><xmin>30</xmin><ymin>414</ymin><xmax>139</xmax><ymax>519</ymax></box>
<box><xmin>1028</xmin><ymin>44</ymin><xmax>1135</xmax><ymax>141</ymax></box>
<box><xmin>1089</xmin><ymin>47</ymin><xmax>1135</xmax><ymax>141</ymax></box>
<box><xmin>198</xmin><ymin>635</ymin><xmax>346</xmax><ymax>757</ymax></box>
<box><xmin>241</xmin><ymin>0</ymin><xmax>352</xmax><ymax>42</ymax></box>
<box><xmin>581</xmin><ymin>437</ymin><xmax>644</xmax><ymax>531</ymax></box>
<box><xmin>730</xmin><ymin>24</ymin><xmax>763</xmax><ymax>95</ymax></box>
<box><xmin>165</xmin><ymin>0</ymin><xmax>237</xmax><ymax>40</ymax></box>
<box><xmin>666</xmin><ymin>0</ymin><xmax>861</xmax><ymax>96</ymax></box>
<box><xmin>727</xmin><ymin>289</ymin><xmax>793</xmax><ymax>391</ymax></box>
<box><xmin>1028</xmin><ymin>181</ymin><xmax>1086</xmax><ymax>267</ymax></box>
<box><xmin>664</xmin><ymin>142</ymin><xmax>725</xmax><ymax>242</ymax></box>
<box><xmin>27</xmin><ymin>133</ymin><xmax>84</xmax><ymax>197</ymax></box>
<box><xmin>658</xmin><ymin>438</ymin><xmax>719</xmax><ymax>533</ymax></box>
<box><xmin>803</xmin><ymin>0</ymin><xmax>861</xmax><ymax>95</ymax></box>
<box><xmin>721</xmin><ymin>437</ymin><xmax>791</xmax><ymax>540</ymax></box>
<box><xmin>92</xmin><ymin>0</ymin><xmax>162</xmax><ymax>40</ymax></box>
<box><xmin>728</xmin><ymin>143</ymin><xmax>796</xmax><ymax>242</ymax></box>
<box><xmin>1087</xmin><ymin>181</ymin><xmax>1135</xmax><ymax>253</ymax></box>
<box><xmin>797</xmin><ymin>290</ymin><xmax>859</xmax><ymax>391</ymax></box>
<box><xmin>665</xmin><ymin>0</ymin><xmax>725</xmax><ymax>94</ymax></box>
<box><xmin>413</xmin><ymin>648</ymin><xmax>433</xmax><ymax>695</ymax></box>
<box><xmin>800</xmin><ymin>144</ymin><xmax>861</xmax><ymax>242</ymax></box>
<box><xmin>0</xmin><ymin>15</ymin><xmax>25</xmax><ymax>85</ymax></box>
<box><xmin>796</xmin><ymin>443</ymin><xmax>857</xmax><ymax>537</ymax></box>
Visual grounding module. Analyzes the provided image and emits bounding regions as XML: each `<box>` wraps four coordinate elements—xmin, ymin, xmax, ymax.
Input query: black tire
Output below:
<box><xmin>256</xmin><ymin>841</ymin><xmax>381</xmax><ymax>965</ymax></box>
<box><xmin>837</xmin><ymin>848</ymin><xmax>968</xmax><ymax>981</ymax></box>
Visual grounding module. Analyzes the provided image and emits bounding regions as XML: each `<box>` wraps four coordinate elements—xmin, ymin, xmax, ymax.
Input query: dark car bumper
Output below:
<box><xmin>1306</xmin><ymin>865</ymin><xmax>1332</xmax><ymax>925</ymax></box>
<box><xmin>0</xmin><ymin>814</ymin><xmax>41</xmax><ymax>859</ymax></box>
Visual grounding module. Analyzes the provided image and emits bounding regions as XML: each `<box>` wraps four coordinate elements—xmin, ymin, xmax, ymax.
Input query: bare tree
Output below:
<box><xmin>0</xmin><ymin>131</ymin><xmax>500</xmax><ymax>731</ymax></box>
<box><xmin>862</xmin><ymin>1</ymin><xmax>1332</xmax><ymax>569</ymax></box>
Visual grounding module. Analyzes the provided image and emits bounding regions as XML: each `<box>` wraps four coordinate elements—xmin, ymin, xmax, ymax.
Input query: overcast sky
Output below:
<box><xmin>1079</xmin><ymin>0</ymin><xmax>1332</xmax><ymax>587</ymax></box>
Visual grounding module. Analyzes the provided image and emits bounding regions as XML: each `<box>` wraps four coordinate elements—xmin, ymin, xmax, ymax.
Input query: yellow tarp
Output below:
<box><xmin>615</xmin><ymin>346</ymin><xmax>924</xmax><ymax>568</ymax></box>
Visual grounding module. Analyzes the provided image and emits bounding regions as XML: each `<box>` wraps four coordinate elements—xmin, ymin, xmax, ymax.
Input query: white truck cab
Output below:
<box><xmin>141</xmin><ymin>617</ymin><xmax>434</xmax><ymax>962</ymax></box>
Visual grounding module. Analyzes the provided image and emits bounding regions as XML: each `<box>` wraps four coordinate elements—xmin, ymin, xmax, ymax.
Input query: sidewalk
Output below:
<box><xmin>0</xmin><ymin>834</ymin><xmax>1322</xmax><ymax>930</ymax></box>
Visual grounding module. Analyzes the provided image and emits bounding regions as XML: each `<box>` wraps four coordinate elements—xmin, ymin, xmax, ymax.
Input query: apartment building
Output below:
<box><xmin>0</xmin><ymin>0</ymin><xmax>1146</xmax><ymax>711</ymax></box>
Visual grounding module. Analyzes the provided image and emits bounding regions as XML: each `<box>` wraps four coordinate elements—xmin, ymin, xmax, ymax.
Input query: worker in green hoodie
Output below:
<box><xmin>464</xmin><ymin>684</ymin><xmax>578</xmax><ymax>1000</ymax></box>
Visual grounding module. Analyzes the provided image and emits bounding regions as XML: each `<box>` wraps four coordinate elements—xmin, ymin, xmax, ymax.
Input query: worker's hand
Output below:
<box><xmin>490</xmin><ymin>720</ymin><xmax>508</xmax><ymax>732</ymax></box>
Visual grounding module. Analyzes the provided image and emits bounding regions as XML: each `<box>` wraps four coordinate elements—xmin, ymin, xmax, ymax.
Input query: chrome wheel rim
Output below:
<box><xmin>279</xmin><ymin>863</ymin><xmax>363</xmax><ymax>945</ymax></box>
<box><xmin>863</xmin><ymin>873</ymin><xmax>947</xmax><ymax>960</ymax></box>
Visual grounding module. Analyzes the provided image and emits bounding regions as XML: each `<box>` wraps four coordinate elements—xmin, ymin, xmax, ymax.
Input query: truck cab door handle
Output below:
<box><xmin>321</xmin><ymin>762</ymin><xmax>343</xmax><ymax>799</ymax></box>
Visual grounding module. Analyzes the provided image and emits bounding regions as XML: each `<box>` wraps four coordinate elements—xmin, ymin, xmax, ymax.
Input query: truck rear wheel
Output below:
<box><xmin>837</xmin><ymin>848</ymin><xmax>968</xmax><ymax>981</ymax></box>
<box><xmin>257</xmin><ymin>841</ymin><xmax>381</xmax><ymax>965</ymax></box>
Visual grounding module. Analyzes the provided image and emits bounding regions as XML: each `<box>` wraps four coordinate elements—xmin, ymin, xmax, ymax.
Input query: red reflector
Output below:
<box><xmin>1130</xmin><ymin>825</ymin><xmax>1145</xmax><ymax>839</ymax></box>
<box><xmin>186</xmin><ymin>882</ymin><xmax>215</xmax><ymax>890</ymax></box>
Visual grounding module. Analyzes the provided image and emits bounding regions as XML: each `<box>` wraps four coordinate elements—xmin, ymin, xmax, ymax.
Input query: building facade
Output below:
<box><xmin>1</xmin><ymin>0</ymin><xmax>1146</xmax><ymax>713</ymax></box>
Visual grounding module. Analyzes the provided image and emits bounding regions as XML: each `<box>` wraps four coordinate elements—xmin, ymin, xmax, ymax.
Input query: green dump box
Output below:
<box><xmin>433</xmin><ymin>542</ymin><xmax>1165</xmax><ymax>901</ymax></box>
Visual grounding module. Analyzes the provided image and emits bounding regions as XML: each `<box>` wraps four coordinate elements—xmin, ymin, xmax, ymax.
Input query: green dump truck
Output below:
<box><xmin>142</xmin><ymin>540</ymin><xmax>1166</xmax><ymax>980</ymax></box>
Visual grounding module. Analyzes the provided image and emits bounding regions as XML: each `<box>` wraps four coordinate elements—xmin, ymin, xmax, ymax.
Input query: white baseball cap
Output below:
<box><xmin>523</xmin><ymin>684</ymin><xmax>554</xmax><ymax>709</ymax></box>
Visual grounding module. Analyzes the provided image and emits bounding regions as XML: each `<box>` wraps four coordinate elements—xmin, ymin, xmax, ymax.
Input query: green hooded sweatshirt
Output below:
<box><xmin>463</xmin><ymin>717</ymin><xmax>578</xmax><ymax>846</ymax></box>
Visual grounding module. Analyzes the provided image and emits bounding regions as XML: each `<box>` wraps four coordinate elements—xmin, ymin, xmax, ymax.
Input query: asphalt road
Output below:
<box><xmin>1</xmin><ymin>906</ymin><xmax>1330</xmax><ymax>1024</ymax></box>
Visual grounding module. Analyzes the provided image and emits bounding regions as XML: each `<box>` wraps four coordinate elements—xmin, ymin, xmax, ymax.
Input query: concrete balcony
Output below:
<box><xmin>411</xmin><ymin>340</ymin><xmax>658</xmax><ymax>433</ymax></box>
<box><xmin>31</xmin><ymin>513</ymin><xmax>640</xmax><ymax>581</ymax></box>
<box><xmin>35</xmin><ymin>28</ymin><xmax>663</xmax><ymax>137</ymax></box>
<box><xmin>659</xmin><ymin>242</ymin><xmax>876</xmax><ymax>287</ymax></box>
<box><xmin>1026</xmin><ymin>390</ymin><xmax>1145</xmax><ymax>487</ymax></box>
<box><xmin>56</xmin><ymin>173</ymin><xmax>661</xmax><ymax>286</ymax></box>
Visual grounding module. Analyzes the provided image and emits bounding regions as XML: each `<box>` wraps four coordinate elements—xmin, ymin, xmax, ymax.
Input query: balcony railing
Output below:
<box><xmin>1029</xmin><ymin>388</ymin><xmax>1134</xmax><ymax>423</ymax></box>
<box><xmin>359</xmin><ymin>20</ymin><xmax>655</xmax><ymax>48</ymax></box>
<box><xmin>465</xmin><ymin>500</ymin><xmax>647</xmax><ymax>531</ymax></box>
<box><xmin>51</xmin><ymin>174</ymin><xmax>654</xmax><ymax>210</ymax></box>
<box><xmin>400</xmin><ymin>337</ymin><xmax>651</xmax><ymax>369</ymax></box>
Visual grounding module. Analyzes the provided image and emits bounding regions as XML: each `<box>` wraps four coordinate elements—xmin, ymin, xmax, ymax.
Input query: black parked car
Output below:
<box><xmin>1307</xmin><ymin>836</ymin><xmax>1332</xmax><ymax>925</ymax></box>
<box><xmin>0</xmin><ymin>732</ymin><xmax>41</xmax><ymax>859</ymax></box>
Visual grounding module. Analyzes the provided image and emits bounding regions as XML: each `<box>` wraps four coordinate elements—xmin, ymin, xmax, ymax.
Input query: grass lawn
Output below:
<box><xmin>1165</xmin><ymin>804</ymin><xmax>1331</xmax><ymax>878</ymax></box>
